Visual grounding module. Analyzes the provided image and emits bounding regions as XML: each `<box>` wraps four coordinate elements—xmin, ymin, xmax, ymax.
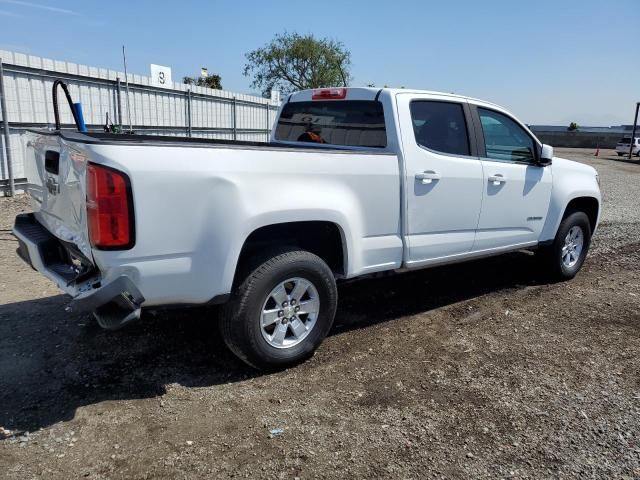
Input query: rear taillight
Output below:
<box><xmin>86</xmin><ymin>163</ymin><xmax>134</xmax><ymax>249</ymax></box>
<box><xmin>312</xmin><ymin>87</ymin><xmax>347</xmax><ymax>100</ymax></box>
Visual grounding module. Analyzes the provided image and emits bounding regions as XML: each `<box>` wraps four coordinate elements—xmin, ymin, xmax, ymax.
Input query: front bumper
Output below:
<box><xmin>12</xmin><ymin>213</ymin><xmax>144</xmax><ymax>312</ymax></box>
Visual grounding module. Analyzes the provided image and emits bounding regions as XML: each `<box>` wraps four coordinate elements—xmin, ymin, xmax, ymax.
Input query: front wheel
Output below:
<box><xmin>540</xmin><ymin>211</ymin><xmax>592</xmax><ymax>280</ymax></box>
<box><xmin>220</xmin><ymin>249</ymin><xmax>338</xmax><ymax>370</ymax></box>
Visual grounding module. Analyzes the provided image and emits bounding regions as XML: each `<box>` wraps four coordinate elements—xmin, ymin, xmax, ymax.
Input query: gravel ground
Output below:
<box><xmin>0</xmin><ymin>148</ymin><xmax>639</xmax><ymax>479</ymax></box>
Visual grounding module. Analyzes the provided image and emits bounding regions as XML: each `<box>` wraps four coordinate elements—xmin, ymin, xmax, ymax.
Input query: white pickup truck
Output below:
<box><xmin>13</xmin><ymin>87</ymin><xmax>601</xmax><ymax>369</ymax></box>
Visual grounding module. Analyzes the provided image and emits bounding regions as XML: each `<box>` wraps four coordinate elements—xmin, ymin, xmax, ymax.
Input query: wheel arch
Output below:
<box><xmin>563</xmin><ymin>196</ymin><xmax>599</xmax><ymax>234</ymax></box>
<box><xmin>231</xmin><ymin>220</ymin><xmax>349</xmax><ymax>288</ymax></box>
<box><xmin>540</xmin><ymin>192</ymin><xmax>601</xmax><ymax>243</ymax></box>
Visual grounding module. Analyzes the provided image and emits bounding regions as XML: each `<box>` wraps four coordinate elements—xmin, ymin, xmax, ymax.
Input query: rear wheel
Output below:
<box><xmin>617</xmin><ymin>152</ymin><xmax>624</xmax><ymax>156</ymax></box>
<box><xmin>540</xmin><ymin>211</ymin><xmax>591</xmax><ymax>280</ymax></box>
<box><xmin>220</xmin><ymin>249</ymin><xmax>338</xmax><ymax>370</ymax></box>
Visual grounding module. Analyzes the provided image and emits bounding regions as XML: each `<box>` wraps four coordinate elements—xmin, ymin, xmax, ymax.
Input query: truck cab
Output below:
<box><xmin>273</xmin><ymin>87</ymin><xmax>598</xmax><ymax>266</ymax></box>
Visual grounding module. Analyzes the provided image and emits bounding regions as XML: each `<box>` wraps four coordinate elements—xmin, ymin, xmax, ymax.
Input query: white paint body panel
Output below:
<box><xmin>474</xmin><ymin>161</ymin><xmax>552</xmax><ymax>250</ymax></box>
<box><xmin>85</xmin><ymin>142</ymin><xmax>401</xmax><ymax>306</ymax></box>
<box><xmin>21</xmin><ymin>88</ymin><xmax>601</xmax><ymax>308</ymax></box>
<box><xmin>538</xmin><ymin>157</ymin><xmax>601</xmax><ymax>241</ymax></box>
<box><xmin>395</xmin><ymin>93</ymin><xmax>484</xmax><ymax>264</ymax></box>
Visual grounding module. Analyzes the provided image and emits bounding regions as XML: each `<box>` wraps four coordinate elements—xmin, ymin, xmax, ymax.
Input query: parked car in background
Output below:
<box><xmin>616</xmin><ymin>136</ymin><xmax>640</xmax><ymax>156</ymax></box>
<box><xmin>13</xmin><ymin>87</ymin><xmax>601</xmax><ymax>369</ymax></box>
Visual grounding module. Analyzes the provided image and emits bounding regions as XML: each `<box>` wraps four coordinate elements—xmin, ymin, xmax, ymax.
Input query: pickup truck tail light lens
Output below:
<box><xmin>312</xmin><ymin>88</ymin><xmax>347</xmax><ymax>100</ymax></box>
<box><xmin>86</xmin><ymin>163</ymin><xmax>134</xmax><ymax>249</ymax></box>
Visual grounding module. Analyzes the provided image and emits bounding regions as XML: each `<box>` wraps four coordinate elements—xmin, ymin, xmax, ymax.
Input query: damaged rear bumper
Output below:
<box><xmin>12</xmin><ymin>213</ymin><xmax>145</xmax><ymax>313</ymax></box>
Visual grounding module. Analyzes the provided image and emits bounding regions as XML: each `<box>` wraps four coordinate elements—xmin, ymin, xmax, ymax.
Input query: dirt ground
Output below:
<box><xmin>0</xmin><ymin>148</ymin><xmax>639</xmax><ymax>479</ymax></box>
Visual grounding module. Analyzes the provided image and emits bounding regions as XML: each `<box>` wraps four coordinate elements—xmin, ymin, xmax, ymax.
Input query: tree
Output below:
<box><xmin>183</xmin><ymin>74</ymin><xmax>222</xmax><ymax>90</ymax></box>
<box><xmin>243</xmin><ymin>32</ymin><xmax>351</xmax><ymax>96</ymax></box>
<box><xmin>567</xmin><ymin>122</ymin><xmax>579</xmax><ymax>131</ymax></box>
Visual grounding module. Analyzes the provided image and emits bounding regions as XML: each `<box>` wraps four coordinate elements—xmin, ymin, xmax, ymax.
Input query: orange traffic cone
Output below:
<box><xmin>594</xmin><ymin>147</ymin><xmax>599</xmax><ymax>157</ymax></box>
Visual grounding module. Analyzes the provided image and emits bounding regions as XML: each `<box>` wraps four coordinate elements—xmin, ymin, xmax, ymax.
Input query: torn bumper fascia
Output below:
<box><xmin>12</xmin><ymin>213</ymin><xmax>145</xmax><ymax>313</ymax></box>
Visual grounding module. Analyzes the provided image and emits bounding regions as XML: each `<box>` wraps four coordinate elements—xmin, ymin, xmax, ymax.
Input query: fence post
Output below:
<box><xmin>265</xmin><ymin>101</ymin><xmax>270</xmax><ymax>142</ymax></box>
<box><xmin>116</xmin><ymin>77</ymin><xmax>123</xmax><ymax>126</ymax></box>
<box><xmin>232</xmin><ymin>97</ymin><xmax>237</xmax><ymax>141</ymax></box>
<box><xmin>186</xmin><ymin>89</ymin><xmax>192</xmax><ymax>137</ymax></box>
<box><xmin>0</xmin><ymin>59</ymin><xmax>15</xmax><ymax>197</ymax></box>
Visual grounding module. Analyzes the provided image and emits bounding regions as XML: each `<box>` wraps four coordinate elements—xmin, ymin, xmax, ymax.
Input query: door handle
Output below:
<box><xmin>488</xmin><ymin>174</ymin><xmax>506</xmax><ymax>185</ymax></box>
<box><xmin>415</xmin><ymin>170</ymin><xmax>441</xmax><ymax>184</ymax></box>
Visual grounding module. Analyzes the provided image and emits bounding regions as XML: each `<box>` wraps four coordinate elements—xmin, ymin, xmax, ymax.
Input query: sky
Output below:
<box><xmin>0</xmin><ymin>0</ymin><xmax>638</xmax><ymax>126</ymax></box>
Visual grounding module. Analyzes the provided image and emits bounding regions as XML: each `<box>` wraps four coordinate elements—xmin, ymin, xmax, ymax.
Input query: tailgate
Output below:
<box><xmin>23</xmin><ymin>131</ymin><xmax>93</xmax><ymax>261</ymax></box>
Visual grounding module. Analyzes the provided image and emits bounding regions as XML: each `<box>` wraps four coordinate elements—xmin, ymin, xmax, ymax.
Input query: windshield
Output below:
<box><xmin>619</xmin><ymin>138</ymin><xmax>631</xmax><ymax>144</ymax></box>
<box><xmin>275</xmin><ymin>100</ymin><xmax>387</xmax><ymax>148</ymax></box>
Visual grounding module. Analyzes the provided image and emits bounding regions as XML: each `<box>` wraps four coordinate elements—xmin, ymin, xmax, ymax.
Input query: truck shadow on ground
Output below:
<box><xmin>0</xmin><ymin>251</ymin><xmax>545</xmax><ymax>433</ymax></box>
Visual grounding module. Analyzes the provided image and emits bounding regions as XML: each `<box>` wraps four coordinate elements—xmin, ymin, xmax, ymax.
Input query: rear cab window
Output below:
<box><xmin>409</xmin><ymin>101</ymin><xmax>470</xmax><ymax>156</ymax></box>
<box><xmin>275</xmin><ymin>100</ymin><xmax>387</xmax><ymax>148</ymax></box>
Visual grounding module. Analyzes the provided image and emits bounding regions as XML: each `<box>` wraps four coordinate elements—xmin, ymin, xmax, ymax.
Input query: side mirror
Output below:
<box><xmin>538</xmin><ymin>144</ymin><xmax>553</xmax><ymax>166</ymax></box>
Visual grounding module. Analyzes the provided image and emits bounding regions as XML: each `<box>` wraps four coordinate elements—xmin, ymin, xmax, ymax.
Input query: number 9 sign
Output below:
<box><xmin>150</xmin><ymin>64</ymin><xmax>172</xmax><ymax>88</ymax></box>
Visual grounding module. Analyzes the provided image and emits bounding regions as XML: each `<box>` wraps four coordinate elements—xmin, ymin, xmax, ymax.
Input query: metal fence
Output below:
<box><xmin>0</xmin><ymin>50</ymin><xmax>281</xmax><ymax>195</ymax></box>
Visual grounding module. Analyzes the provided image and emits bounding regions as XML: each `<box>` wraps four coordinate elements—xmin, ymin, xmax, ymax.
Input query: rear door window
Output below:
<box><xmin>274</xmin><ymin>100</ymin><xmax>386</xmax><ymax>148</ymax></box>
<box><xmin>409</xmin><ymin>101</ymin><xmax>470</xmax><ymax>156</ymax></box>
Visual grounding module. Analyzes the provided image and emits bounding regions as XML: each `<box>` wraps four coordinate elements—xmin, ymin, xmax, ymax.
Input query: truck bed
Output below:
<box><xmin>20</xmin><ymin>127</ymin><xmax>403</xmax><ymax>309</ymax></box>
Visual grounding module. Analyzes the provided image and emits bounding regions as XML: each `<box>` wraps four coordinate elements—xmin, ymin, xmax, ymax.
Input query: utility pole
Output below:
<box><xmin>122</xmin><ymin>46</ymin><xmax>133</xmax><ymax>133</ymax></box>
<box><xmin>629</xmin><ymin>102</ymin><xmax>639</xmax><ymax>160</ymax></box>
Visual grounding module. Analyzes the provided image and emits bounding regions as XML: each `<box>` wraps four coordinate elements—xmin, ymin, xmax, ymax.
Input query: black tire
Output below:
<box><xmin>540</xmin><ymin>211</ymin><xmax>592</xmax><ymax>280</ymax></box>
<box><xmin>220</xmin><ymin>248</ymin><xmax>338</xmax><ymax>370</ymax></box>
<box><xmin>617</xmin><ymin>152</ymin><xmax>623</xmax><ymax>157</ymax></box>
